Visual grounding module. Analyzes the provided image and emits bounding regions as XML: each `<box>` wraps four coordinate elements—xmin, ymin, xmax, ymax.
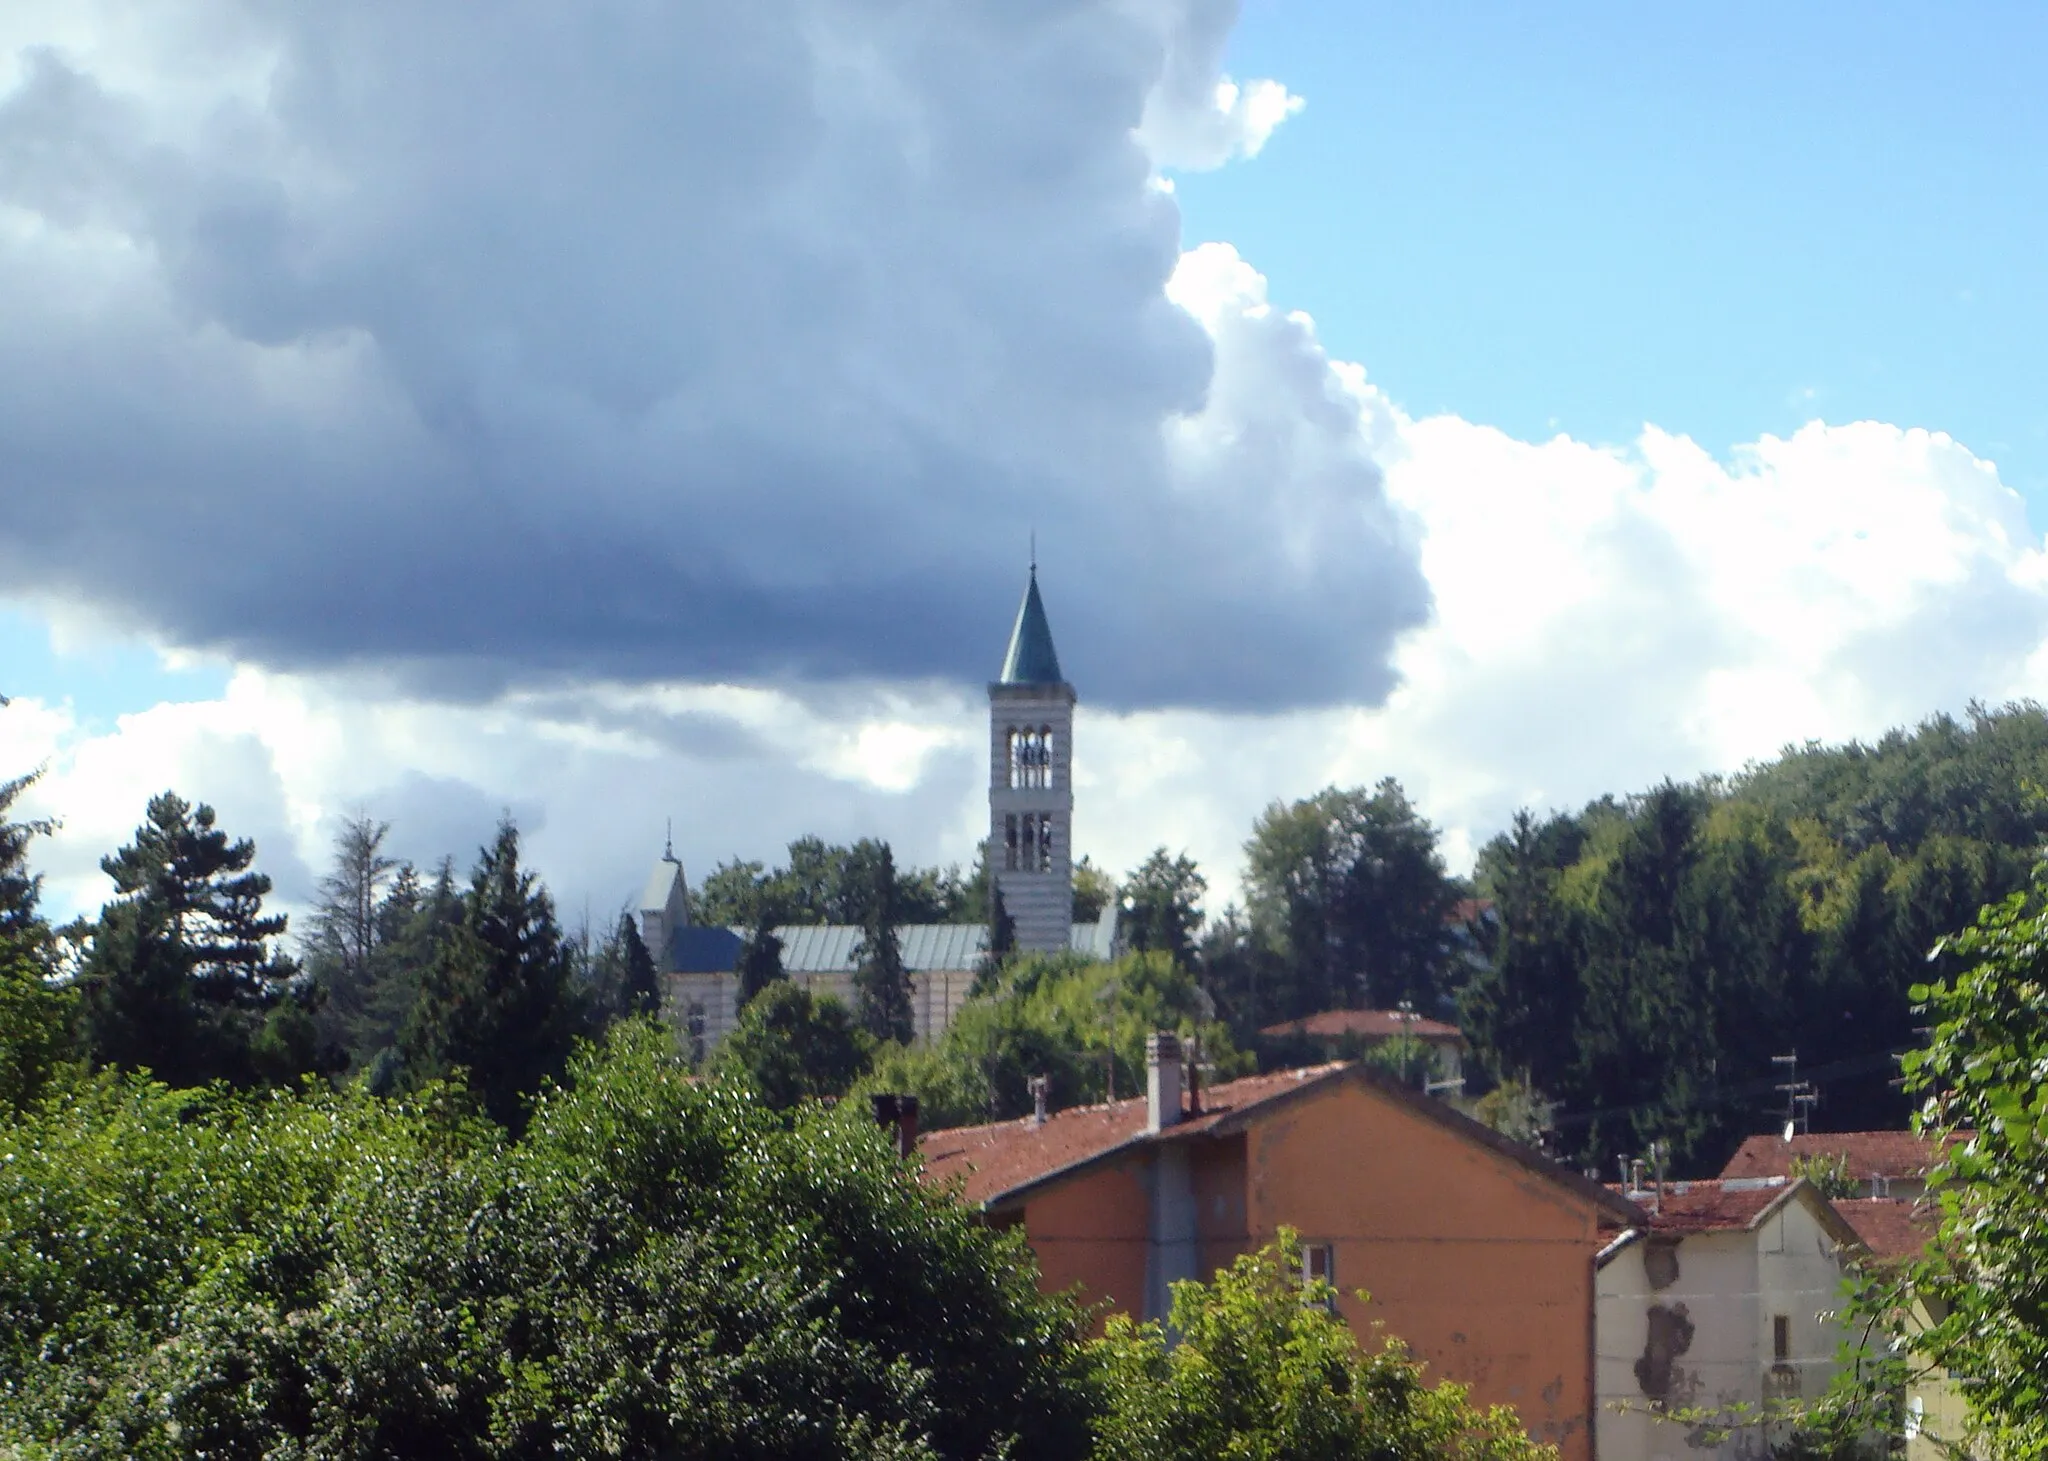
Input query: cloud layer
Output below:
<box><xmin>0</xmin><ymin>0</ymin><xmax>1415</xmax><ymax>712</ymax></box>
<box><xmin>13</xmin><ymin>272</ymin><xmax>2048</xmax><ymax>928</ymax></box>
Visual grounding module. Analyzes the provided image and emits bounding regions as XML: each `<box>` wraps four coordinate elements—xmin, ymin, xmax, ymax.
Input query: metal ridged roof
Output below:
<box><xmin>668</xmin><ymin>919</ymin><xmax>1115</xmax><ymax>974</ymax></box>
<box><xmin>997</xmin><ymin>569</ymin><xmax>1064</xmax><ymax>685</ymax></box>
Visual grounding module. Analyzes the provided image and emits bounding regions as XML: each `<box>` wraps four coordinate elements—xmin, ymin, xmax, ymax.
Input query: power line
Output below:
<box><xmin>1547</xmin><ymin>1046</ymin><xmax>1913</xmax><ymax>1132</ymax></box>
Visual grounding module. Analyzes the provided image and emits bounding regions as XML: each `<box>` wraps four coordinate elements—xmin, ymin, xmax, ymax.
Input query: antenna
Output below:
<box><xmin>665</xmin><ymin>817</ymin><xmax>674</xmax><ymax>862</ymax></box>
<box><xmin>1772</xmin><ymin>1051</ymin><xmax>1815</xmax><ymax>1137</ymax></box>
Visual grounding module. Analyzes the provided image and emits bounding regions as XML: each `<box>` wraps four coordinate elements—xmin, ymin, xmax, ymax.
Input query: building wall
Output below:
<box><xmin>1595</xmin><ymin>1199</ymin><xmax>1851</xmax><ymax>1461</ymax></box>
<box><xmin>663</xmin><ymin>968</ymin><xmax>976</xmax><ymax>1051</ymax></box>
<box><xmin>988</xmin><ymin>681</ymin><xmax>1075</xmax><ymax>954</ymax></box>
<box><xmin>1242</xmin><ymin>1080</ymin><xmax>1603</xmax><ymax>1461</ymax></box>
<box><xmin>1016</xmin><ymin>1156</ymin><xmax>1153</xmax><ymax>1323</ymax></box>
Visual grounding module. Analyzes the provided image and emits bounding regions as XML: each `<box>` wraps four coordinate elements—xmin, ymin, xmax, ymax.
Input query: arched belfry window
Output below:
<box><xmin>1008</xmin><ymin>725</ymin><xmax>1055</xmax><ymax>789</ymax></box>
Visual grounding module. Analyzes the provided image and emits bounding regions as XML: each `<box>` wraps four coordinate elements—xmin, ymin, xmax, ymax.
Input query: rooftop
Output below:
<box><xmin>1608</xmin><ymin>1178</ymin><xmax>1794</xmax><ymax>1234</ymax></box>
<box><xmin>1718</xmin><ymin>1129</ymin><xmax>1957</xmax><ymax>1183</ymax></box>
<box><xmin>921</xmin><ymin>1064</ymin><xmax>1349</xmax><ymax>1206</ymax></box>
<box><xmin>1834</xmin><ymin>1197</ymin><xmax>1937</xmax><ymax>1263</ymax></box>
<box><xmin>921</xmin><ymin>1060</ymin><xmax>1638</xmax><ymax>1220</ymax></box>
<box><xmin>1260</xmin><ymin>1008</ymin><xmax>1463</xmax><ymax>1043</ymax></box>
<box><xmin>997</xmin><ymin>568</ymin><xmax>1064</xmax><ymax>686</ymax></box>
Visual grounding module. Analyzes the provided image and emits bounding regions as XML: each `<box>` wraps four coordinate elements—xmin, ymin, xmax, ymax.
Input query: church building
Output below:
<box><xmin>643</xmin><ymin>566</ymin><xmax>1118</xmax><ymax>1054</ymax></box>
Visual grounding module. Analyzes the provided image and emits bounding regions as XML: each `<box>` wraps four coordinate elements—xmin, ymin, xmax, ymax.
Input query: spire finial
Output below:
<box><xmin>664</xmin><ymin>817</ymin><xmax>674</xmax><ymax>862</ymax></box>
<box><xmin>1029</xmin><ymin>528</ymin><xmax>1036</xmax><ymax>575</ymax></box>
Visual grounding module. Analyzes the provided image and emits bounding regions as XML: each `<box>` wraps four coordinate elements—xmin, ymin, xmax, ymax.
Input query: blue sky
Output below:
<box><xmin>1176</xmin><ymin>2</ymin><xmax>2048</xmax><ymax>502</ymax></box>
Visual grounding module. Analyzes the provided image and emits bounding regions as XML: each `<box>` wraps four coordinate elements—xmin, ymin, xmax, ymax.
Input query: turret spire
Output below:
<box><xmin>998</xmin><ymin>563</ymin><xmax>1064</xmax><ymax>686</ymax></box>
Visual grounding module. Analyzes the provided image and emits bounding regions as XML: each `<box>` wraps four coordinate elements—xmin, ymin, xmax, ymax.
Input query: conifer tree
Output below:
<box><xmin>613</xmin><ymin>911</ymin><xmax>662</xmax><ymax>1019</ymax></box>
<box><xmin>852</xmin><ymin>841</ymin><xmax>914</xmax><ymax>1043</ymax></box>
<box><xmin>400</xmin><ymin>820</ymin><xmax>582</xmax><ymax>1129</ymax></box>
<box><xmin>735</xmin><ymin>905</ymin><xmax>786</xmax><ymax>1009</ymax></box>
<box><xmin>76</xmin><ymin>791</ymin><xmax>322</xmax><ymax>1088</ymax></box>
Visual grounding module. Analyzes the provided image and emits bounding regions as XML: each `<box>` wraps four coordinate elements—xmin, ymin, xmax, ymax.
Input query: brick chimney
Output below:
<box><xmin>1146</xmin><ymin>1032</ymin><xmax>1183</xmax><ymax>1133</ymax></box>
<box><xmin>869</xmin><ymin>1093</ymin><xmax>921</xmax><ymax>1158</ymax></box>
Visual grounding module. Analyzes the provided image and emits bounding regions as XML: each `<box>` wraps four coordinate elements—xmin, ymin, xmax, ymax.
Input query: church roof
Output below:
<box><xmin>997</xmin><ymin>569</ymin><xmax>1064</xmax><ymax>685</ymax></box>
<box><xmin>666</xmin><ymin>918</ymin><xmax>1117</xmax><ymax>974</ymax></box>
<box><xmin>639</xmin><ymin>855</ymin><xmax>686</xmax><ymax>915</ymax></box>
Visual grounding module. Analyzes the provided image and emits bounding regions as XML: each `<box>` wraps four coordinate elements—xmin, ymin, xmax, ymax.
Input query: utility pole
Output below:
<box><xmin>1772</xmin><ymin>1051</ymin><xmax>1817</xmax><ymax>1138</ymax></box>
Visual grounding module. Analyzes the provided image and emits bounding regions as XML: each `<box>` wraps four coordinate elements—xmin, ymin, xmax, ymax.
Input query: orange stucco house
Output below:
<box><xmin>920</xmin><ymin>1035</ymin><xmax>1640</xmax><ymax>1461</ymax></box>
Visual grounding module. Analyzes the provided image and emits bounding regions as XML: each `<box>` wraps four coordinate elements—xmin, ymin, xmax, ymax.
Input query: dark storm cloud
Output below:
<box><xmin>0</xmin><ymin>0</ymin><xmax>1428</xmax><ymax>711</ymax></box>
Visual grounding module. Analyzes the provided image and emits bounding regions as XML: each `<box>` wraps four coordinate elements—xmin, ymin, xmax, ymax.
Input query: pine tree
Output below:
<box><xmin>400</xmin><ymin>820</ymin><xmax>583</xmax><ymax>1129</ymax></box>
<box><xmin>614</xmin><ymin>912</ymin><xmax>662</xmax><ymax>1019</ymax></box>
<box><xmin>851</xmin><ymin>842</ymin><xmax>913</xmax><ymax>1044</ymax></box>
<box><xmin>304</xmin><ymin>816</ymin><xmax>399</xmax><ymax>1058</ymax></box>
<box><xmin>77</xmin><ymin>791</ymin><xmax>321</xmax><ymax>1088</ymax></box>
<box><xmin>735</xmin><ymin>906</ymin><xmax>785</xmax><ymax>1009</ymax></box>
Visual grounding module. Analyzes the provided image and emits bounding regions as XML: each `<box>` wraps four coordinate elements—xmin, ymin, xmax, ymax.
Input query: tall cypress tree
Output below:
<box><xmin>400</xmin><ymin>820</ymin><xmax>582</xmax><ymax>1129</ymax></box>
<box><xmin>852</xmin><ymin>842</ymin><xmax>913</xmax><ymax>1044</ymax></box>
<box><xmin>77</xmin><ymin>791</ymin><xmax>321</xmax><ymax>1088</ymax></box>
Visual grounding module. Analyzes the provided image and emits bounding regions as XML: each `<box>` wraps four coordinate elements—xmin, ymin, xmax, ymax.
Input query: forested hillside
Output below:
<box><xmin>1458</xmin><ymin>702</ymin><xmax>2048</xmax><ymax>1170</ymax></box>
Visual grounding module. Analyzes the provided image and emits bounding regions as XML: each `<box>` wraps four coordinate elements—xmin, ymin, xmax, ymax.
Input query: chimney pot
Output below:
<box><xmin>1029</xmin><ymin>1073</ymin><xmax>1050</xmax><ymax>1126</ymax></box>
<box><xmin>869</xmin><ymin>1093</ymin><xmax>920</xmax><ymax>1158</ymax></box>
<box><xmin>1146</xmin><ymin>1031</ymin><xmax>1184</xmax><ymax>1133</ymax></box>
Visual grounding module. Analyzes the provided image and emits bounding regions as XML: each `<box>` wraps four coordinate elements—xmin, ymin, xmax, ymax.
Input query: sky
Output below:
<box><xmin>4</xmin><ymin>1</ymin><xmax>2048</xmax><ymax>931</ymax></box>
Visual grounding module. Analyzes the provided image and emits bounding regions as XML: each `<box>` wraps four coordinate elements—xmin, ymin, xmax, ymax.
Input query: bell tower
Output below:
<box><xmin>989</xmin><ymin>563</ymin><xmax>1076</xmax><ymax>954</ymax></box>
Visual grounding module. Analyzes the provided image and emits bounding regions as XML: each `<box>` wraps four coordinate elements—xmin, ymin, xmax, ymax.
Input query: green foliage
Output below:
<box><xmin>1071</xmin><ymin>854</ymin><xmax>1114</xmax><ymax>924</ymax></box>
<box><xmin>0</xmin><ymin>1024</ymin><xmax>1098</xmax><ymax>1459</ymax></box>
<box><xmin>0</xmin><ymin>942</ymin><xmax>73</xmax><ymax>1114</ymax></box>
<box><xmin>74</xmin><ymin>791</ymin><xmax>328</xmax><ymax>1090</ymax></box>
<box><xmin>1889</xmin><ymin>873</ymin><xmax>2048</xmax><ymax>1458</ymax></box>
<box><xmin>853</xmin><ymin>841</ymin><xmax>915</xmax><ymax>1044</ymax></box>
<box><xmin>1120</xmin><ymin>847</ymin><xmax>1206</xmax><ymax>969</ymax></box>
<box><xmin>1360</xmin><ymin>1029</ymin><xmax>1436</xmax><ymax>1089</ymax></box>
<box><xmin>1089</xmin><ymin>1233</ymin><xmax>1552</xmax><ymax>1461</ymax></box>
<box><xmin>734</xmin><ymin>912</ymin><xmax>786</xmax><ymax>1007</ymax></box>
<box><xmin>1788</xmin><ymin>1151</ymin><xmax>1860</xmax><ymax>1201</ymax></box>
<box><xmin>584</xmin><ymin>910</ymin><xmax>662</xmax><ymax>1022</ymax></box>
<box><xmin>1456</xmin><ymin>704</ymin><xmax>2048</xmax><ymax>1169</ymax></box>
<box><xmin>858</xmin><ymin>952</ymin><xmax>1247</xmax><ymax>1130</ymax></box>
<box><xmin>713</xmin><ymin>980</ymin><xmax>872</xmax><ymax>1109</ymax></box>
<box><xmin>695</xmin><ymin>836</ymin><xmax>972</xmax><ymax>927</ymax></box>
<box><xmin>399</xmin><ymin>819</ymin><xmax>585</xmax><ymax>1130</ymax></box>
<box><xmin>1234</xmin><ymin>779</ymin><xmax>1463</xmax><ymax>1026</ymax></box>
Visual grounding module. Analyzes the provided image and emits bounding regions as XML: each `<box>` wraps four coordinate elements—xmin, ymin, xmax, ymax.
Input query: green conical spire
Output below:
<box><xmin>998</xmin><ymin>568</ymin><xmax>1064</xmax><ymax>685</ymax></box>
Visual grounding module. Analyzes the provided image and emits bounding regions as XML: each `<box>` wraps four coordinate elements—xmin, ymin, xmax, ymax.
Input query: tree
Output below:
<box><xmin>1119</xmin><ymin>847</ymin><xmax>1206</xmax><ymax>969</ymax></box>
<box><xmin>0</xmin><ymin>1025</ymin><xmax>1099</xmax><ymax>1459</ymax></box>
<box><xmin>1243</xmin><ymin>782</ymin><xmax>1463</xmax><ymax>1020</ymax></box>
<box><xmin>1091</xmin><ymin>1234</ymin><xmax>1550</xmax><ymax>1461</ymax></box>
<box><xmin>735</xmin><ymin>895</ymin><xmax>787</xmax><ymax>1008</ymax></box>
<box><xmin>75</xmin><ymin>791</ymin><xmax>324</xmax><ymax>1089</ymax></box>
<box><xmin>1886</xmin><ymin>876</ymin><xmax>2048</xmax><ymax>1457</ymax></box>
<box><xmin>303</xmin><ymin>814</ymin><xmax>400</xmax><ymax>1059</ymax></box>
<box><xmin>973</xmin><ymin>880</ymin><xmax>1016</xmax><ymax>996</ymax></box>
<box><xmin>1071</xmin><ymin>854</ymin><xmax>1114</xmax><ymax>923</ymax></box>
<box><xmin>852</xmin><ymin>841</ymin><xmax>914</xmax><ymax>1043</ymax></box>
<box><xmin>0</xmin><ymin>757</ymin><xmax>55</xmax><ymax>950</ymax></box>
<box><xmin>400</xmin><ymin>819</ymin><xmax>583</xmax><ymax>1130</ymax></box>
<box><xmin>583</xmin><ymin>910</ymin><xmax>663</xmax><ymax>1024</ymax></box>
<box><xmin>0</xmin><ymin>741</ymin><xmax>71</xmax><ymax>1112</ymax></box>
<box><xmin>713</xmin><ymin>980</ymin><xmax>872</xmax><ymax>1109</ymax></box>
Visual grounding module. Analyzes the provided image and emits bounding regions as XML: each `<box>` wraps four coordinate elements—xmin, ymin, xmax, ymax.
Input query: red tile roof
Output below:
<box><xmin>920</xmin><ymin>1064</ymin><xmax>1349</xmax><ymax>1207</ymax></box>
<box><xmin>1717</xmin><ymin>1130</ymin><xmax>1957</xmax><ymax>1182</ymax></box>
<box><xmin>1621</xmin><ymin>1179</ymin><xmax>1794</xmax><ymax>1233</ymax></box>
<box><xmin>1834</xmin><ymin>1198</ymin><xmax>1937</xmax><ymax>1263</ymax></box>
<box><xmin>920</xmin><ymin>1061</ymin><xmax>1640</xmax><ymax>1221</ymax></box>
<box><xmin>1259</xmin><ymin>1008</ymin><xmax>1464</xmax><ymax>1042</ymax></box>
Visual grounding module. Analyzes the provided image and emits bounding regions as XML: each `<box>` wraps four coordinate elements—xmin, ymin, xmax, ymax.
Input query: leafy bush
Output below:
<box><xmin>0</xmin><ymin>1021</ymin><xmax>1096</xmax><ymax>1459</ymax></box>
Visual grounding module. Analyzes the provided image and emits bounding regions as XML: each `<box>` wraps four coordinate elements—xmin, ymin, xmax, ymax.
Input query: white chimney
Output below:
<box><xmin>1029</xmin><ymin>1073</ymin><xmax>1050</xmax><ymax>1126</ymax></box>
<box><xmin>1146</xmin><ymin>1032</ymin><xmax>1183</xmax><ymax>1133</ymax></box>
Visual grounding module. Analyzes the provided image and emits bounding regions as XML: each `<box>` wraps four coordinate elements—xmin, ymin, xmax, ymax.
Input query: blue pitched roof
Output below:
<box><xmin>997</xmin><ymin>570</ymin><xmax>1064</xmax><ymax>685</ymax></box>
